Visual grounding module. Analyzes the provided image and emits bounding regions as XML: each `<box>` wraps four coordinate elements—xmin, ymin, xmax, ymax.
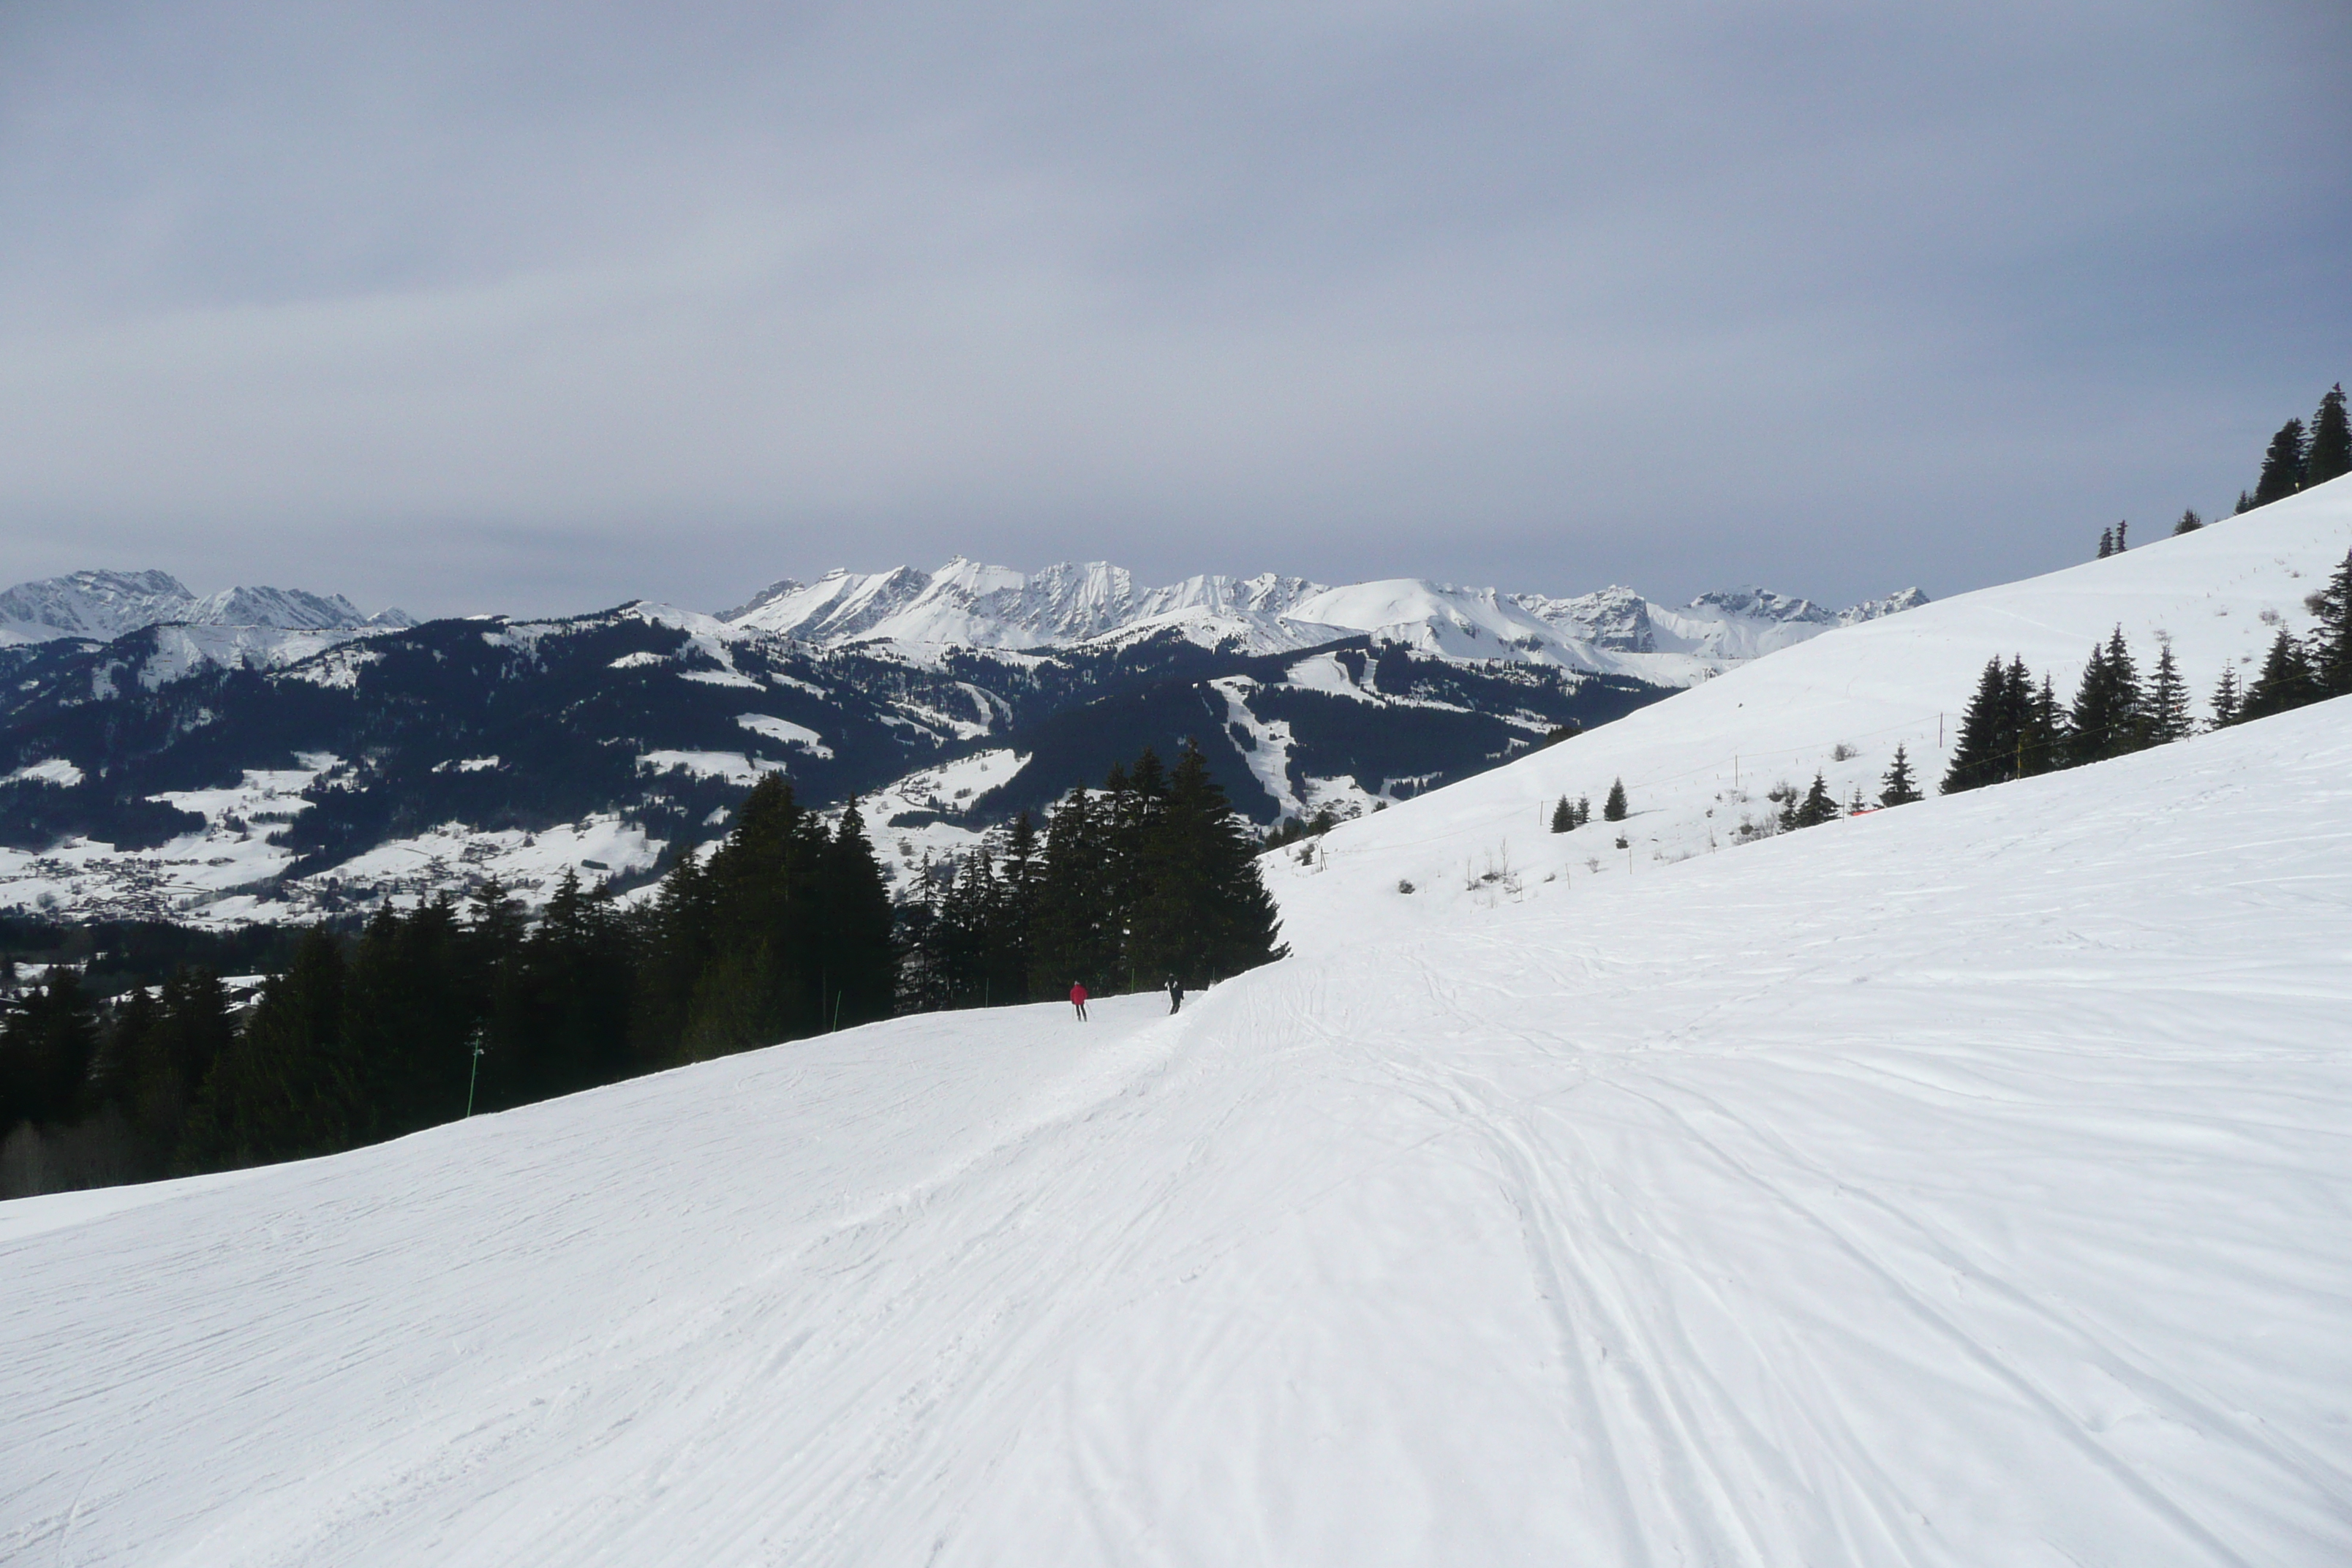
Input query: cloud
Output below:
<box><xmin>1</xmin><ymin>1</ymin><xmax>2346</xmax><ymax>616</ymax></box>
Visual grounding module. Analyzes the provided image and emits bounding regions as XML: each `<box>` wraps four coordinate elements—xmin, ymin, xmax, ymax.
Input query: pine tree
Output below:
<box><xmin>1101</xmin><ymin>750</ymin><xmax>1169</xmax><ymax>984</ymax></box>
<box><xmin>924</xmin><ymin>848</ymin><xmax>1002</xmax><ymax>1009</ymax></box>
<box><xmin>1792</xmin><ymin>772</ymin><xmax>1838</xmax><ymax>829</ymax></box>
<box><xmin>2308</xmin><ymin>548</ymin><xmax>2352</xmax><ymax>696</ymax></box>
<box><xmin>819</xmin><ymin>800</ymin><xmax>897</xmax><ymax>1025</ymax></box>
<box><xmin>512</xmin><ymin>870</ymin><xmax>638</xmax><ymax>1096</ymax></box>
<box><xmin>1878</xmin><ymin>744</ymin><xmax>1922</xmax><ymax>807</ymax></box>
<box><xmin>88</xmin><ymin>983</ymin><xmax>160</xmax><ymax>1133</ymax></box>
<box><xmin>2235</xmin><ymin>490</ymin><xmax>2255</xmax><ymax>516</ymax></box>
<box><xmin>2209</xmin><ymin>666</ymin><xmax>2241</xmax><ymax>728</ymax></box>
<box><xmin>2115</xmin><ymin>519</ymin><xmax>2128</xmax><ymax>551</ymax></box>
<box><xmin>1575</xmin><ymin>795</ymin><xmax>1591</xmax><ymax>827</ymax></box>
<box><xmin>343</xmin><ymin>894</ymin><xmax>477</xmax><ymax>1134</ymax></box>
<box><xmin>2306</xmin><ymin>384</ymin><xmax>2351</xmax><ymax>489</ymax></box>
<box><xmin>2106</xmin><ymin>625</ymin><xmax>2146</xmax><ymax>753</ymax></box>
<box><xmin>2064</xmin><ymin>639</ymin><xmax>2114</xmax><ymax>765</ymax></box>
<box><xmin>2173</xmin><ymin>508</ymin><xmax>2203</xmax><ymax>535</ymax></box>
<box><xmin>1550</xmin><ymin>796</ymin><xmax>1572</xmax><ymax>833</ymax></box>
<box><xmin>630</xmin><ymin>849</ymin><xmax>717</xmax><ymax>1060</ymax></box>
<box><xmin>136</xmin><ymin>968</ymin><xmax>234</xmax><ymax>1158</ymax></box>
<box><xmin>691</xmin><ymin>775</ymin><xmax>835</xmax><ymax>1053</ymax></box>
<box><xmin>1030</xmin><ymin>788</ymin><xmax>1120</xmax><ymax>1000</ymax></box>
<box><xmin>2097</xmin><ymin>527</ymin><xmax>2114</xmax><ymax>559</ymax></box>
<box><xmin>2236</xmin><ymin>630</ymin><xmax>2318</xmax><ymax>721</ymax></box>
<box><xmin>2144</xmin><ymin>641</ymin><xmax>2193</xmax><ymax>742</ymax></box>
<box><xmin>2025</xmin><ymin>672</ymin><xmax>2068</xmax><ymax>775</ymax></box>
<box><xmin>1602</xmin><ymin>778</ymin><xmax>1628</xmax><ymax>821</ymax></box>
<box><xmin>984</xmin><ymin>810</ymin><xmax>1043</xmax><ymax>1002</ymax></box>
<box><xmin>2066</xmin><ymin>628</ymin><xmax>2146</xmax><ymax>764</ymax></box>
<box><xmin>0</xmin><ymin>970</ymin><xmax>100</xmax><ymax>1128</ymax></box>
<box><xmin>179</xmin><ymin>929</ymin><xmax>357</xmax><ymax>1172</ymax></box>
<box><xmin>2251</xmin><ymin>418</ymin><xmax>2308</xmax><ymax>508</ymax></box>
<box><xmin>1942</xmin><ymin>657</ymin><xmax>2017</xmax><ymax>794</ymax></box>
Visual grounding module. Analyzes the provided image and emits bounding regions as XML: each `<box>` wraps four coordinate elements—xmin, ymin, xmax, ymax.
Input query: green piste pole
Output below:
<box><xmin>464</xmin><ymin>1030</ymin><xmax>486</xmax><ymax>1117</ymax></box>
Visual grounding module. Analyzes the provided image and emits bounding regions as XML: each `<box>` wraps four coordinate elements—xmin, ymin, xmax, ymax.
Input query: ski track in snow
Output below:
<box><xmin>7</xmin><ymin>693</ymin><xmax>2351</xmax><ymax>1564</ymax></box>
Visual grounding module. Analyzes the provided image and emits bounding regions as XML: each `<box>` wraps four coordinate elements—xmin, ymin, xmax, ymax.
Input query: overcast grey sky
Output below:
<box><xmin>1</xmin><ymin>1</ymin><xmax>2345</xmax><ymax>619</ymax></box>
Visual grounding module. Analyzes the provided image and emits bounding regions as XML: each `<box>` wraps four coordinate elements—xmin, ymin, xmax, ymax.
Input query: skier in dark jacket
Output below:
<box><xmin>1166</xmin><ymin>975</ymin><xmax>1183</xmax><ymax>1014</ymax></box>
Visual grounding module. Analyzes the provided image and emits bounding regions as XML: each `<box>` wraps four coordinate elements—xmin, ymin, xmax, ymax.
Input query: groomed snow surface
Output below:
<box><xmin>8</xmin><ymin>679</ymin><xmax>2352</xmax><ymax>1562</ymax></box>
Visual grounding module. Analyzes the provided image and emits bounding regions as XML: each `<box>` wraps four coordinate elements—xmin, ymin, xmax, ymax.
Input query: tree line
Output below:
<box><xmin>2</xmin><ymin>750</ymin><xmax>1289</xmax><ymax>1194</ymax></box>
<box><xmin>1943</xmin><ymin>549</ymin><xmax>2352</xmax><ymax>794</ymax></box>
<box><xmin>1</xmin><ymin>775</ymin><xmax>897</xmax><ymax>1188</ymax></box>
<box><xmin>895</xmin><ymin>742</ymin><xmax>1285</xmax><ymax>1011</ymax></box>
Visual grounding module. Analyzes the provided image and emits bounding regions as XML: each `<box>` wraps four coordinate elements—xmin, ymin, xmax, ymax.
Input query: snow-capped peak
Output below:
<box><xmin>186</xmin><ymin>586</ymin><xmax>413</xmax><ymax>633</ymax></box>
<box><xmin>0</xmin><ymin>569</ymin><xmax>197</xmax><ymax>644</ymax></box>
<box><xmin>0</xmin><ymin>569</ymin><xmax>413</xmax><ymax>647</ymax></box>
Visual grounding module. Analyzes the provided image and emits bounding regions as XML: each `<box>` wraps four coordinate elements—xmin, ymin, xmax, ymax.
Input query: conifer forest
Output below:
<box><xmin>0</xmin><ymin>747</ymin><xmax>1285</xmax><ymax>1195</ymax></box>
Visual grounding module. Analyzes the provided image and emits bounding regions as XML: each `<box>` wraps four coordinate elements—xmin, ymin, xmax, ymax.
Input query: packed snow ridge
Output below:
<box><xmin>722</xmin><ymin>558</ymin><xmax>1927</xmax><ymax>684</ymax></box>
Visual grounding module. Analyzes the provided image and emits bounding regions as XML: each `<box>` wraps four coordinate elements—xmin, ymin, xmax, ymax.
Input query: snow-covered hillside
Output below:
<box><xmin>1270</xmin><ymin>477</ymin><xmax>2352</xmax><ymax>938</ymax></box>
<box><xmin>9</xmin><ymin>672</ymin><xmax>2351</xmax><ymax>1562</ymax></box>
<box><xmin>724</xmin><ymin>557</ymin><xmax>1923</xmax><ymax>685</ymax></box>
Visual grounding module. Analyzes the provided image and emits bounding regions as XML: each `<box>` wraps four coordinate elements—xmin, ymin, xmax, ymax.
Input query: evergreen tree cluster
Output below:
<box><xmin>900</xmin><ymin>743</ymin><xmax>1286</xmax><ymax>1009</ymax></box>
<box><xmin>1548</xmin><ymin>794</ymin><xmax>1592</xmax><ymax>833</ymax></box>
<box><xmin>2</xmin><ymin>774</ymin><xmax>898</xmax><ymax>1189</ymax></box>
<box><xmin>1781</xmin><ymin>772</ymin><xmax>1840</xmax><ymax>829</ymax></box>
<box><xmin>1940</xmin><ymin>587</ymin><xmax>2351</xmax><ymax>797</ymax></box>
<box><xmin>1761</xmin><ymin>759</ymin><xmax>1921</xmax><ymax>833</ymax></box>
<box><xmin>1263</xmin><ymin>804</ymin><xmax>1348</xmax><ymax>850</ymax></box>
<box><xmin>631</xmin><ymin>780</ymin><xmax>895</xmax><ymax>1061</ymax></box>
<box><xmin>2235</xmin><ymin>384</ymin><xmax>2350</xmax><ymax>514</ymax></box>
<box><xmin>2223</xmin><ymin>551</ymin><xmax>2352</xmax><ymax>723</ymax></box>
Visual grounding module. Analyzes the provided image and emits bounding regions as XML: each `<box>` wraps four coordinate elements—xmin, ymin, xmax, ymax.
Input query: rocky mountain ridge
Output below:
<box><xmin>723</xmin><ymin>558</ymin><xmax>1926</xmax><ymax>686</ymax></box>
<box><xmin>0</xmin><ymin>570</ymin><xmax>415</xmax><ymax>667</ymax></box>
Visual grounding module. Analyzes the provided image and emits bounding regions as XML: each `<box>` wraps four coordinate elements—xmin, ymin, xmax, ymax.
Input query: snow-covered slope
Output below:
<box><xmin>9</xmin><ymin>679</ymin><xmax>2351</xmax><ymax>1563</ymax></box>
<box><xmin>1268</xmin><ymin>477</ymin><xmax>2352</xmax><ymax>938</ymax></box>
<box><xmin>725</xmin><ymin>559</ymin><xmax>1922</xmax><ymax>683</ymax></box>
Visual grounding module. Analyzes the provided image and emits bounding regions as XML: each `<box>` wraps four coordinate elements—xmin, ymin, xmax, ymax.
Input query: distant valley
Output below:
<box><xmin>0</xmin><ymin>561</ymin><xmax>1923</xmax><ymax>924</ymax></box>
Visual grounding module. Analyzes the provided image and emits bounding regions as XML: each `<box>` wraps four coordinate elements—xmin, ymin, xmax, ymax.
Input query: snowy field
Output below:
<box><xmin>7</xmin><ymin>678</ymin><xmax>2351</xmax><ymax>1562</ymax></box>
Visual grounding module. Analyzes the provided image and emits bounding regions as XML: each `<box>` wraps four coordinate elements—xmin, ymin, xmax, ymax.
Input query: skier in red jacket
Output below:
<box><xmin>1069</xmin><ymin>981</ymin><xmax>1088</xmax><ymax>1021</ymax></box>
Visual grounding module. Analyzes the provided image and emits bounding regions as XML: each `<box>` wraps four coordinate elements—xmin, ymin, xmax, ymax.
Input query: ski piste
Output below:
<box><xmin>6</xmin><ymin>475</ymin><xmax>2351</xmax><ymax>1564</ymax></box>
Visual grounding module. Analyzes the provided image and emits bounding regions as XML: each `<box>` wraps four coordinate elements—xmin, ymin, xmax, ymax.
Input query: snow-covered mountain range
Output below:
<box><xmin>724</xmin><ymin>558</ymin><xmax>1926</xmax><ymax>685</ymax></box>
<box><xmin>0</xmin><ymin>560</ymin><xmax>1918</xmax><ymax>692</ymax></box>
<box><xmin>0</xmin><ymin>570</ymin><xmax>415</xmax><ymax>668</ymax></box>
<box><xmin>0</xmin><ymin>556</ymin><xmax>1923</xmax><ymax>924</ymax></box>
<box><xmin>9</xmin><ymin>480</ymin><xmax>2349</xmax><ymax>1565</ymax></box>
